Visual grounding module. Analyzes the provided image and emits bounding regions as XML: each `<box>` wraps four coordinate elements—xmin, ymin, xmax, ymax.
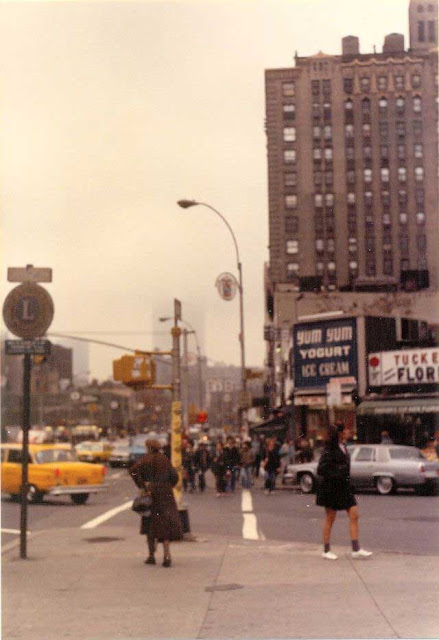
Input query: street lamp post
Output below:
<box><xmin>177</xmin><ymin>199</ymin><xmax>247</xmax><ymax>432</ymax></box>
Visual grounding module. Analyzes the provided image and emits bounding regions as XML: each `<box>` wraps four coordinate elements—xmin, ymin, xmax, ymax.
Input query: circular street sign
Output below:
<box><xmin>215</xmin><ymin>272</ymin><xmax>238</xmax><ymax>301</ymax></box>
<box><xmin>3</xmin><ymin>283</ymin><xmax>54</xmax><ymax>339</ymax></box>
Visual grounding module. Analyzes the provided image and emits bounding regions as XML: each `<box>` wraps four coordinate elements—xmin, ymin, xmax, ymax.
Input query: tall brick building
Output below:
<box><xmin>265</xmin><ymin>0</ymin><xmax>438</xmax><ymax>293</ymax></box>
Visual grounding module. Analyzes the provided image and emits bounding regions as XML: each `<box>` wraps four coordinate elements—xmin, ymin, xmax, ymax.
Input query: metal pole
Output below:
<box><xmin>182</xmin><ymin>329</ymin><xmax>189</xmax><ymax>429</ymax></box>
<box><xmin>20</xmin><ymin>353</ymin><xmax>32</xmax><ymax>559</ymax></box>
<box><xmin>238</xmin><ymin>261</ymin><xmax>247</xmax><ymax>431</ymax></box>
<box><xmin>197</xmin><ymin>347</ymin><xmax>203</xmax><ymax>409</ymax></box>
<box><xmin>171</xmin><ymin>300</ymin><xmax>183</xmax><ymax>509</ymax></box>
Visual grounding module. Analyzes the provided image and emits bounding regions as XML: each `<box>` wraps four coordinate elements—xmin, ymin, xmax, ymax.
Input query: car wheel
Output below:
<box><xmin>70</xmin><ymin>493</ymin><xmax>90</xmax><ymax>505</ymax></box>
<box><xmin>26</xmin><ymin>484</ymin><xmax>43</xmax><ymax>503</ymax></box>
<box><xmin>299</xmin><ymin>472</ymin><xmax>315</xmax><ymax>494</ymax></box>
<box><xmin>376</xmin><ymin>476</ymin><xmax>395</xmax><ymax>495</ymax></box>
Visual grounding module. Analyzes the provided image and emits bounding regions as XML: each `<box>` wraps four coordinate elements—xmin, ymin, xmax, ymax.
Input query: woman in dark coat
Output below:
<box><xmin>316</xmin><ymin>423</ymin><xmax>372</xmax><ymax>561</ymax></box>
<box><xmin>130</xmin><ymin>439</ymin><xmax>183</xmax><ymax>567</ymax></box>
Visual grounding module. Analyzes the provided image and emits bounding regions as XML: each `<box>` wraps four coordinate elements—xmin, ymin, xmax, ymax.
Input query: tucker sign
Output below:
<box><xmin>293</xmin><ymin>318</ymin><xmax>358</xmax><ymax>389</ymax></box>
<box><xmin>369</xmin><ymin>348</ymin><xmax>439</xmax><ymax>386</ymax></box>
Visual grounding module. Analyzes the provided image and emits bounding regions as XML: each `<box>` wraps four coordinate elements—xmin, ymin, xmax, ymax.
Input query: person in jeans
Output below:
<box><xmin>223</xmin><ymin>436</ymin><xmax>240</xmax><ymax>492</ymax></box>
<box><xmin>212</xmin><ymin>441</ymin><xmax>227</xmax><ymax>497</ymax></box>
<box><xmin>316</xmin><ymin>423</ymin><xmax>372</xmax><ymax>561</ymax></box>
<box><xmin>263</xmin><ymin>438</ymin><xmax>281</xmax><ymax>494</ymax></box>
<box><xmin>240</xmin><ymin>441</ymin><xmax>255</xmax><ymax>489</ymax></box>
<box><xmin>194</xmin><ymin>441</ymin><xmax>211</xmax><ymax>492</ymax></box>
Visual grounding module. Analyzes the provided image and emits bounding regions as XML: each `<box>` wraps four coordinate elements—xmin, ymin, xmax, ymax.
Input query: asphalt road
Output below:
<box><xmin>2</xmin><ymin>468</ymin><xmax>439</xmax><ymax>556</ymax></box>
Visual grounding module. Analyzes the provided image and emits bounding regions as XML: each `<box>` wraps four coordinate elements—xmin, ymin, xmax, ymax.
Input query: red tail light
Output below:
<box><xmin>420</xmin><ymin>464</ymin><xmax>425</xmax><ymax>473</ymax></box>
<box><xmin>102</xmin><ymin>466</ymin><xmax>107</xmax><ymax>476</ymax></box>
<box><xmin>55</xmin><ymin>468</ymin><xmax>61</xmax><ymax>478</ymax></box>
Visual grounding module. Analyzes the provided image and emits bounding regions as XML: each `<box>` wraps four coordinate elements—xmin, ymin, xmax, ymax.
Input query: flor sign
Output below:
<box><xmin>368</xmin><ymin>348</ymin><xmax>439</xmax><ymax>386</ymax></box>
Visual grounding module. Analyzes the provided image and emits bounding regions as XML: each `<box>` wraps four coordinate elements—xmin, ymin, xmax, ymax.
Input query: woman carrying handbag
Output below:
<box><xmin>130</xmin><ymin>439</ymin><xmax>183</xmax><ymax>567</ymax></box>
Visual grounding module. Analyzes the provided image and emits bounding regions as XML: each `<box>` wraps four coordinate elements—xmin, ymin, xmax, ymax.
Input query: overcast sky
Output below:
<box><xmin>1</xmin><ymin>0</ymin><xmax>409</xmax><ymax>381</ymax></box>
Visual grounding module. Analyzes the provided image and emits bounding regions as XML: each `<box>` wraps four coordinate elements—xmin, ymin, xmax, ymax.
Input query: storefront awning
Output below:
<box><xmin>357</xmin><ymin>397</ymin><xmax>439</xmax><ymax>416</ymax></box>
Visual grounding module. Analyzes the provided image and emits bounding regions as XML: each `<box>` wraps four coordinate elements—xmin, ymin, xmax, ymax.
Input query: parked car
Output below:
<box><xmin>1</xmin><ymin>444</ymin><xmax>108</xmax><ymax>504</ymax></box>
<box><xmin>75</xmin><ymin>441</ymin><xmax>114</xmax><ymax>463</ymax></box>
<box><xmin>109</xmin><ymin>444</ymin><xmax>130</xmax><ymax>468</ymax></box>
<box><xmin>283</xmin><ymin>444</ymin><xmax>439</xmax><ymax>496</ymax></box>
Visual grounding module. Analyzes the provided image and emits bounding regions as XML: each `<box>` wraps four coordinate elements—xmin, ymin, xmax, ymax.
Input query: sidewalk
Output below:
<box><xmin>2</xmin><ymin>525</ymin><xmax>438</xmax><ymax>640</ymax></box>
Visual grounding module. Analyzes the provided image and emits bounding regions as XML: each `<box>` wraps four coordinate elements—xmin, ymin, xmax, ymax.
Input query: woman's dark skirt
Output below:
<box><xmin>316</xmin><ymin>477</ymin><xmax>357</xmax><ymax>511</ymax></box>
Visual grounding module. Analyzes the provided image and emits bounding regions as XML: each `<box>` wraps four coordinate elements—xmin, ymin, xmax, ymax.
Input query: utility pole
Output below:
<box><xmin>181</xmin><ymin>329</ymin><xmax>189</xmax><ymax>430</ymax></box>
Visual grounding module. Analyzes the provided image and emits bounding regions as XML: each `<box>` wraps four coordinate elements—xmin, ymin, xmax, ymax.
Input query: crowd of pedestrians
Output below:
<box><xmin>177</xmin><ymin>433</ymin><xmax>316</xmax><ymax>497</ymax></box>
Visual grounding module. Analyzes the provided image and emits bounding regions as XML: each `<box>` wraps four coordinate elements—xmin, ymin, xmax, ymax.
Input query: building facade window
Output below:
<box><xmin>286</xmin><ymin>239</ymin><xmax>299</xmax><ymax>254</ymax></box>
<box><xmin>411</xmin><ymin>74</ymin><xmax>422</xmax><ymax>88</ymax></box>
<box><xmin>284</xmin><ymin>149</ymin><xmax>296</xmax><ymax>163</ymax></box>
<box><xmin>394</xmin><ymin>75</ymin><xmax>405</xmax><ymax>90</ymax></box>
<box><xmin>395</xmin><ymin>96</ymin><xmax>405</xmax><ymax>112</ymax></box>
<box><xmin>284</xmin><ymin>172</ymin><xmax>297</xmax><ymax>187</ymax></box>
<box><xmin>325</xmin><ymin>171</ymin><xmax>334</xmax><ymax>185</ymax></box>
<box><xmin>399</xmin><ymin>212</ymin><xmax>408</xmax><ymax>224</ymax></box>
<box><xmin>286</xmin><ymin>262</ymin><xmax>300</xmax><ymax>279</ymax></box>
<box><xmin>362</xmin><ymin>123</ymin><xmax>371</xmax><ymax>137</ymax></box>
<box><xmin>314</xmin><ymin>171</ymin><xmax>322</xmax><ymax>185</ymax></box>
<box><xmin>397</xmin><ymin>144</ymin><xmax>406</xmax><ymax>160</ymax></box>
<box><xmin>285</xmin><ymin>194</ymin><xmax>298</xmax><ymax>208</ymax></box>
<box><xmin>324</xmin><ymin>125</ymin><xmax>332</xmax><ymax>140</ymax></box>
<box><xmin>285</xmin><ymin>217</ymin><xmax>299</xmax><ymax>233</ymax></box>
<box><xmin>413</xmin><ymin>120</ymin><xmax>423</xmax><ymax>136</ymax></box>
<box><xmin>325</xmin><ymin>193</ymin><xmax>334</xmax><ymax>206</ymax></box>
<box><xmin>313</xmin><ymin>125</ymin><xmax>321</xmax><ymax>139</ymax></box>
<box><xmin>364</xmin><ymin>168</ymin><xmax>372</xmax><ymax>183</ymax></box>
<box><xmin>311</xmin><ymin>80</ymin><xmax>320</xmax><ymax>97</ymax></box>
<box><xmin>377</xmin><ymin>76</ymin><xmax>388</xmax><ymax>90</ymax></box>
<box><xmin>283</xmin><ymin>104</ymin><xmax>296</xmax><ymax>119</ymax></box>
<box><xmin>283</xmin><ymin>126</ymin><xmax>296</xmax><ymax>141</ymax></box>
<box><xmin>416</xmin><ymin>211</ymin><xmax>426</xmax><ymax>225</ymax></box>
<box><xmin>418</xmin><ymin>20</ymin><xmax>426</xmax><ymax>41</ymax></box>
<box><xmin>415</xmin><ymin>166</ymin><xmax>424</xmax><ymax>181</ymax></box>
<box><xmin>324</xmin><ymin>148</ymin><xmax>333</xmax><ymax>161</ymax></box>
<box><xmin>314</xmin><ymin>193</ymin><xmax>323</xmax><ymax>207</ymax></box>
<box><xmin>381</xmin><ymin>168</ymin><xmax>390</xmax><ymax>183</ymax></box>
<box><xmin>413</xmin><ymin>96</ymin><xmax>422</xmax><ymax>113</ymax></box>
<box><xmin>383</xmin><ymin>258</ymin><xmax>393</xmax><ymax>275</ymax></box>
<box><xmin>398</xmin><ymin>167</ymin><xmax>407</xmax><ymax>182</ymax></box>
<box><xmin>313</xmin><ymin>148</ymin><xmax>322</xmax><ymax>161</ymax></box>
<box><xmin>315</xmin><ymin>239</ymin><xmax>324</xmax><ymax>252</ymax></box>
<box><xmin>345</xmin><ymin>124</ymin><xmax>354</xmax><ymax>138</ymax></box>
<box><xmin>414</xmin><ymin>144</ymin><xmax>423</xmax><ymax>158</ymax></box>
<box><xmin>347</xmin><ymin>192</ymin><xmax>356</xmax><ymax>204</ymax></box>
<box><xmin>379</xmin><ymin>122</ymin><xmax>388</xmax><ymax>139</ymax></box>
<box><xmin>283</xmin><ymin>82</ymin><xmax>295</xmax><ymax>96</ymax></box>
<box><xmin>360</xmin><ymin>76</ymin><xmax>370</xmax><ymax>92</ymax></box>
<box><xmin>344</xmin><ymin>78</ymin><xmax>353</xmax><ymax>93</ymax></box>
<box><xmin>347</xmin><ymin>170</ymin><xmax>356</xmax><ymax>184</ymax></box>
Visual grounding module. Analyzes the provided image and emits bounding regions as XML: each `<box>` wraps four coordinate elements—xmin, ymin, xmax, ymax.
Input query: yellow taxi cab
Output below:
<box><xmin>1</xmin><ymin>443</ymin><xmax>108</xmax><ymax>504</ymax></box>
<box><xmin>75</xmin><ymin>441</ymin><xmax>114</xmax><ymax>463</ymax></box>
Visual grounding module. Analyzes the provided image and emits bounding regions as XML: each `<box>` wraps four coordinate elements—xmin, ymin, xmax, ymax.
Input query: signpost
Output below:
<box><xmin>3</xmin><ymin>265</ymin><xmax>54</xmax><ymax>559</ymax></box>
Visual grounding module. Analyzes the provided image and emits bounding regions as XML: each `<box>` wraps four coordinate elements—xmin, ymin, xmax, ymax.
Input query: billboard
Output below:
<box><xmin>368</xmin><ymin>348</ymin><xmax>439</xmax><ymax>386</ymax></box>
<box><xmin>293</xmin><ymin>318</ymin><xmax>358</xmax><ymax>389</ymax></box>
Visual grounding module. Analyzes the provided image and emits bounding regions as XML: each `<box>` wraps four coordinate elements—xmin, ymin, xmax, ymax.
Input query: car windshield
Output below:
<box><xmin>35</xmin><ymin>449</ymin><xmax>77</xmax><ymax>463</ymax></box>
<box><xmin>87</xmin><ymin>443</ymin><xmax>103</xmax><ymax>452</ymax></box>
<box><xmin>389</xmin><ymin>448</ymin><xmax>424</xmax><ymax>460</ymax></box>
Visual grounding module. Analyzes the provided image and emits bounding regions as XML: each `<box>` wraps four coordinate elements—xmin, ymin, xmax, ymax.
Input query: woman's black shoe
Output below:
<box><xmin>162</xmin><ymin>557</ymin><xmax>171</xmax><ymax>567</ymax></box>
<box><xmin>145</xmin><ymin>556</ymin><xmax>156</xmax><ymax>565</ymax></box>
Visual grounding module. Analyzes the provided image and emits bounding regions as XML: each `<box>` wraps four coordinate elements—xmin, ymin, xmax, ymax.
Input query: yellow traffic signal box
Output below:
<box><xmin>113</xmin><ymin>353</ymin><xmax>156</xmax><ymax>387</ymax></box>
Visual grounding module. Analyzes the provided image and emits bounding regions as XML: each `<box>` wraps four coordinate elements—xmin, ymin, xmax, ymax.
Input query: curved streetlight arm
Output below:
<box><xmin>177</xmin><ymin>200</ymin><xmax>241</xmax><ymax>270</ymax></box>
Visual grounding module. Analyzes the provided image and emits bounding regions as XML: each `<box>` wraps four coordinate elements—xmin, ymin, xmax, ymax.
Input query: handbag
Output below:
<box><xmin>132</xmin><ymin>485</ymin><xmax>152</xmax><ymax>515</ymax></box>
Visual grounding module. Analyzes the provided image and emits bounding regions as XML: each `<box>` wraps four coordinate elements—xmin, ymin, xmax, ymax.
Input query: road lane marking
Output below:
<box><xmin>241</xmin><ymin>489</ymin><xmax>260</xmax><ymax>540</ymax></box>
<box><xmin>80</xmin><ymin>500</ymin><xmax>133</xmax><ymax>529</ymax></box>
<box><xmin>1</xmin><ymin>528</ymin><xmax>30</xmax><ymax>535</ymax></box>
<box><xmin>241</xmin><ymin>489</ymin><xmax>253</xmax><ymax>512</ymax></box>
<box><xmin>242</xmin><ymin>513</ymin><xmax>259</xmax><ymax>540</ymax></box>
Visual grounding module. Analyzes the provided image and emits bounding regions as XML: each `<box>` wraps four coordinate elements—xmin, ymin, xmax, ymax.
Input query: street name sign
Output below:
<box><xmin>5</xmin><ymin>339</ymin><xmax>51</xmax><ymax>356</ymax></box>
<box><xmin>7</xmin><ymin>265</ymin><xmax>53</xmax><ymax>283</ymax></box>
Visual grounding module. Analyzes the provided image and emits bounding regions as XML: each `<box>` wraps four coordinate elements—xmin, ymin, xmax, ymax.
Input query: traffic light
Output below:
<box><xmin>113</xmin><ymin>353</ymin><xmax>156</xmax><ymax>387</ymax></box>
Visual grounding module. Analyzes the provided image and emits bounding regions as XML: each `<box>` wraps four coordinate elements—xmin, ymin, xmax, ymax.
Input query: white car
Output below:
<box><xmin>283</xmin><ymin>444</ymin><xmax>439</xmax><ymax>496</ymax></box>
